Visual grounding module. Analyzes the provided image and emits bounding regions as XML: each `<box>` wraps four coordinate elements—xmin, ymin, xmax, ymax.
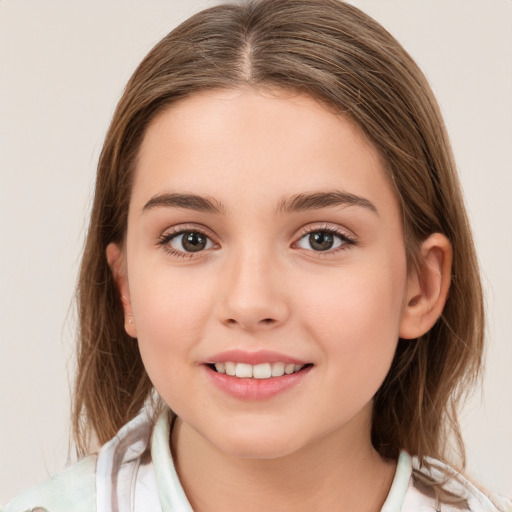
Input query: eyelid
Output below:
<box><xmin>157</xmin><ymin>223</ymin><xmax>220</xmax><ymax>257</ymax></box>
<box><xmin>292</xmin><ymin>223</ymin><xmax>357</xmax><ymax>252</ymax></box>
<box><xmin>158</xmin><ymin>223</ymin><xmax>218</xmax><ymax>242</ymax></box>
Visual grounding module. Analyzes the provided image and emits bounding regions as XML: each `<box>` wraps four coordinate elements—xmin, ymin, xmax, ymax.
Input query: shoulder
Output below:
<box><xmin>3</xmin><ymin>455</ymin><xmax>97</xmax><ymax>512</ymax></box>
<box><xmin>410</xmin><ymin>456</ymin><xmax>512</xmax><ymax>512</ymax></box>
<box><xmin>3</xmin><ymin>410</ymin><xmax>160</xmax><ymax>512</ymax></box>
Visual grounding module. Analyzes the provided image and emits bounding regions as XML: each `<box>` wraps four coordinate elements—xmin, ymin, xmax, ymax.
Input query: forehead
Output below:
<box><xmin>132</xmin><ymin>88</ymin><xmax>398</xmax><ymax>220</ymax></box>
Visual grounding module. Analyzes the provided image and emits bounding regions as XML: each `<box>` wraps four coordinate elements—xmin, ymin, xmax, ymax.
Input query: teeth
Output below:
<box><xmin>284</xmin><ymin>363</ymin><xmax>295</xmax><ymax>375</ymax></box>
<box><xmin>271</xmin><ymin>362</ymin><xmax>285</xmax><ymax>377</ymax></box>
<box><xmin>224</xmin><ymin>362</ymin><xmax>236</xmax><ymax>376</ymax></box>
<box><xmin>235</xmin><ymin>363</ymin><xmax>252</xmax><ymax>378</ymax></box>
<box><xmin>253</xmin><ymin>363</ymin><xmax>272</xmax><ymax>379</ymax></box>
<box><xmin>213</xmin><ymin>361</ymin><xmax>305</xmax><ymax>378</ymax></box>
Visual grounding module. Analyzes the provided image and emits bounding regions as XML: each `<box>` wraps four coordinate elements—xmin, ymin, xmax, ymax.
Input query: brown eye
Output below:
<box><xmin>169</xmin><ymin>231</ymin><xmax>212</xmax><ymax>252</ymax></box>
<box><xmin>309</xmin><ymin>232</ymin><xmax>334</xmax><ymax>251</ymax></box>
<box><xmin>296</xmin><ymin>230</ymin><xmax>348</xmax><ymax>252</ymax></box>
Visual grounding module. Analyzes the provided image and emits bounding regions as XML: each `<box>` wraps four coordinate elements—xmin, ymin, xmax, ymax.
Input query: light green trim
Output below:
<box><xmin>380</xmin><ymin>451</ymin><xmax>412</xmax><ymax>512</ymax></box>
<box><xmin>152</xmin><ymin>410</ymin><xmax>193</xmax><ymax>512</ymax></box>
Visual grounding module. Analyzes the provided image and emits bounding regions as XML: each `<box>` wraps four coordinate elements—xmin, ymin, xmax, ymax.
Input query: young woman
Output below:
<box><xmin>4</xmin><ymin>1</ymin><xmax>511</xmax><ymax>510</ymax></box>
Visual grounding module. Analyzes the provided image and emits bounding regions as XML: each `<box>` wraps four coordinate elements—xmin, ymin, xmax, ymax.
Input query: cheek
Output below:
<box><xmin>298</xmin><ymin>259</ymin><xmax>406</xmax><ymax>387</ymax></box>
<box><xmin>130</xmin><ymin>269</ymin><xmax>218</xmax><ymax>414</ymax></box>
<box><xmin>302</xmin><ymin>265</ymin><xmax>404</xmax><ymax>333</ymax></box>
<box><xmin>128</xmin><ymin>265</ymin><xmax>214</xmax><ymax>376</ymax></box>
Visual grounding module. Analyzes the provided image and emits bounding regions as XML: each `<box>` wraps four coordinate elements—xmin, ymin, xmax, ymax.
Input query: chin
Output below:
<box><xmin>205</xmin><ymin>420</ymin><xmax>309</xmax><ymax>460</ymax></box>
<box><xmin>220</xmin><ymin>436</ymin><xmax>301</xmax><ymax>460</ymax></box>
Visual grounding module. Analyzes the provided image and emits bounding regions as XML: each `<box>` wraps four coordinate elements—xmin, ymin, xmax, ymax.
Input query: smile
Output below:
<box><xmin>204</xmin><ymin>350</ymin><xmax>313</xmax><ymax>400</ymax></box>
<box><xmin>212</xmin><ymin>362</ymin><xmax>306</xmax><ymax>379</ymax></box>
<box><xmin>205</xmin><ymin>358</ymin><xmax>313</xmax><ymax>400</ymax></box>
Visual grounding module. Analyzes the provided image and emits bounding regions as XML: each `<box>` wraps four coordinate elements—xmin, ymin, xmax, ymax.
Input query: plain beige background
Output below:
<box><xmin>1</xmin><ymin>0</ymin><xmax>511</xmax><ymax>503</ymax></box>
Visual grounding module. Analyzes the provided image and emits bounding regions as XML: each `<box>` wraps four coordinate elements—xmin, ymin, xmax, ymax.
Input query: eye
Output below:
<box><xmin>164</xmin><ymin>230</ymin><xmax>214</xmax><ymax>253</ymax></box>
<box><xmin>296</xmin><ymin>229</ymin><xmax>353</xmax><ymax>252</ymax></box>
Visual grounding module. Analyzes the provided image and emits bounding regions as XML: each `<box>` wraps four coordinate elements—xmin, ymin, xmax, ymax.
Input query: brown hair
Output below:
<box><xmin>73</xmin><ymin>0</ymin><xmax>483</xmax><ymax>469</ymax></box>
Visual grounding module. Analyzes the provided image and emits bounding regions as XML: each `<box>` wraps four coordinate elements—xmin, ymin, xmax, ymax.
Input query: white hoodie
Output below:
<box><xmin>4</xmin><ymin>408</ymin><xmax>511</xmax><ymax>512</ymax></box>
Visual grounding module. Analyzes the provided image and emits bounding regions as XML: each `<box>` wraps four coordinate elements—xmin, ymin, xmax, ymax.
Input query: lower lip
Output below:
<box><xmin>205</xmin><ymin>365</ymin><xmax>312</xmax><ymax>401</ymax></box>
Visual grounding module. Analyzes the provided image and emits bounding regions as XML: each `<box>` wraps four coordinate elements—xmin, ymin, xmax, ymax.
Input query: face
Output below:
<box><xmin>113</xmin><ymin>88</ymin><xmax>412</xmax><ymax>460</ymax></box>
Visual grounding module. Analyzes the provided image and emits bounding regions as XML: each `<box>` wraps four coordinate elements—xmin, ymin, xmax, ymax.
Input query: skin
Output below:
<box><xmin>108</xmin><ymin>88</ymin><xmax>452</xmax><ymax>512</ymax></box>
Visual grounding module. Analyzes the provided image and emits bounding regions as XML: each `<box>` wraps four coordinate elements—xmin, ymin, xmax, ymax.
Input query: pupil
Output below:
<box><xmin>183</xmin><ymin>232</ymin><xmax>206</xmax><ymax>252</ymax></box>
<box><xmin>309</xmin><ymin>231</ymin><xmax>333</xmax><ymax>251</ymax></box>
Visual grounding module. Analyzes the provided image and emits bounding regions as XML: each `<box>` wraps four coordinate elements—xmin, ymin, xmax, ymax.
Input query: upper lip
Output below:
<box><xmin>205</xmin><ymin>349</ymin><xmax>309</xmax><ymax>366</ymax></box>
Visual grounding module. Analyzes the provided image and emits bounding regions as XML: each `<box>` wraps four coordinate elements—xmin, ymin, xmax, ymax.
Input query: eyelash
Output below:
<box><xmin>157</xmin><ymin>225</ymin><xmax>217</xmax><ymax>259</ymax></box>
<box><xmin>294</xmin><ymin>224</ymin><xmax>357</xmax><ymax>255</ymax></box>
<box><xmin>157</xmin><ymin>224</ymin><xmax>357</xmax><ymax>259</ymax></box>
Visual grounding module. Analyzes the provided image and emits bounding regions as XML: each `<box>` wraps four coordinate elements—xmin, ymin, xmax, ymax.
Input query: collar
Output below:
<box><xmin>150</xmin><ymin>409</ymin><xmax>414</xmax><ymax>512</ymax></box>
<box><xmin>152</xmin><ymin>410</ymin><xmax>193</xmax><ymax>511</ymax></box>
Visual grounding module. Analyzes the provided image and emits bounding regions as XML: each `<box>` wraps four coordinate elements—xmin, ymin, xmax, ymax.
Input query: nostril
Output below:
<box><xmin>222</xmin><ymin>317</ymin><xmax>278</xmax><ymax>328</ymax></box>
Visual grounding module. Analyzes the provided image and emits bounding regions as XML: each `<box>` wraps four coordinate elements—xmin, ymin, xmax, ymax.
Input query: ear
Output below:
<box><xmin>399</xmin><ymin>233</ymin><xmax>452</xmax><ymax>340</ymax></box>
<box><xmin>106</xmin><ymin>243</ymin><xmax>137</xmax><ymax>338</ymax></box>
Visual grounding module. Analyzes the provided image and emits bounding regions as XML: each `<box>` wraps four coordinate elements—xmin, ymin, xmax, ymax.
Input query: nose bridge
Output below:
<box><xmin>218</xmin><ymin>242</ymin><xmax>289</xmax><ymax>330</ymax></box>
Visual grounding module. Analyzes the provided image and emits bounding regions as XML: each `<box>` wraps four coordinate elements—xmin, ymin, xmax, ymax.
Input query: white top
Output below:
<box><xmin>4</xmin><ymin>408</ymin><xmax>511</xmax><ymax>512</ymax></box>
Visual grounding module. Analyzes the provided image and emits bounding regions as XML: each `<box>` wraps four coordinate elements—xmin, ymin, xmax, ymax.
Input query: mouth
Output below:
<box><xmin>207</xmin><ymin>361</ymin><xmax>313</xmax><ymax>379</ymax></box>
<box><xmin>204</xmin><ymin>350</ymin><xmax>313</xmax><ymax>399</ymax></box>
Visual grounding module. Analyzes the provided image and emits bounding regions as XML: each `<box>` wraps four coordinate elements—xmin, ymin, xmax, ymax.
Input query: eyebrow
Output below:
<box><xmin>142</xmin><ymin>190</ymin><xmax>377</xmax><ymax>216</ymax></box>
<box><xmin>142</xmin><ymin>193</ymin><xmax>225</xmax><ymax>214</ymax></box>
<box><xmin>276</xmin><ymin>190</ymin><xmax>378</xmax><ymax>215</ymax></box>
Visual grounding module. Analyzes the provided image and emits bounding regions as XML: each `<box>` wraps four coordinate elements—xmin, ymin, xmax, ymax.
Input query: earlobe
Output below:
<box><xmin>106</xmin><ymin>243</ymin><xmax>137</xmax><ymax>338</ymax></box>
<box><xmin>399</xmin><ymin>233</ymin><xmax>452</xmax><ymax>340</ymax></box>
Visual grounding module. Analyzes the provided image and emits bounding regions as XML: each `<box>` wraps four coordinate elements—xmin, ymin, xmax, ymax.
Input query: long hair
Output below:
<box><xmin>73</xmin><ymin>0</ymin><xmax>483</xmax><ymax>468</ymax></box>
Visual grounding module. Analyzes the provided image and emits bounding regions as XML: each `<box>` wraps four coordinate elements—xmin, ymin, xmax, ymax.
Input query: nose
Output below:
<box><xmin>216</xmin><ymin>249</ymin><xmax>290</xmax><ymax>331</ymax></box>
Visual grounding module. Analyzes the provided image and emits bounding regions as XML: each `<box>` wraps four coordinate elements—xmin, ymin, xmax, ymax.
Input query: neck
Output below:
<box><xmin>171</xmin><ymin>412</ymin><xmax>396</xmax><ymax>512</ymax></box>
